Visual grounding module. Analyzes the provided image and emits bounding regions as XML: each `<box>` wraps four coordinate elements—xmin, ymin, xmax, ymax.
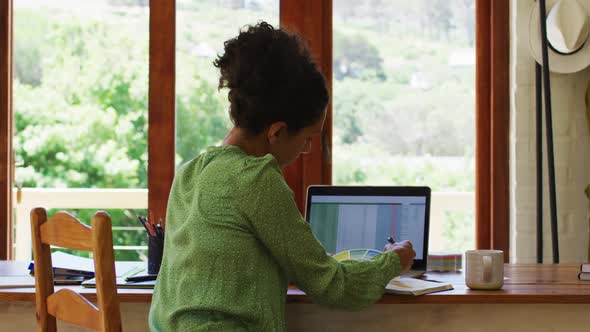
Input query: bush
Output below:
<box><xmin>334</xmin><ymin>32</ymin><xmax>386</xmax><ymax>81</ymax></box>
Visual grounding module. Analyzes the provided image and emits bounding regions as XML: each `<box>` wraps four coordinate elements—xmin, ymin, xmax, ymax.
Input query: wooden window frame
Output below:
<box><xmin>0</xmin><ymin>0</ymin><xmax>509</xmax><ymax>260</ymax></box>
<box><xmin>283</xmin><ymin>0</ymin><xmax>511</xmax><ymax>263</ymax></box>
<box><xmin>475</xmin><ymin>0</ymin><xmax>510</xmax><ymax>261</ymax></box>
<box><xmin>148</xmin><ymin>0</ymin><xmax>175</xmax><ymax>229</ymax></box>
<box><xmin>0</xmin><ymin>0</ymin><xmax>176</xmax><ymax>258</ymax></box>
<box><xmin>280</xmin><ymin>0</ymin><xmax>333</xmax><ymax>212</ymax></box>
<box><xmin>0</xmin><ymin>0</ymin><xmax>14</xmax><ymax>259</ymax></box>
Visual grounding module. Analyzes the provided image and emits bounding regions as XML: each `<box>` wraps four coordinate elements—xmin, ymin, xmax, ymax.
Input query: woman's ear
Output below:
<box><xmin>267</xmin><ymin>121</ymin><xmax>287</xmax><ymax>144</ymax></box>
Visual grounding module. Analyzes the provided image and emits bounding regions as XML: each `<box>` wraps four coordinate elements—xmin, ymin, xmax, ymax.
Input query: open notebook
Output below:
<box><xmin>386</xmin><ymin>277</ymin><xmax>453</xmax><ymax>296</ymax></box>
<box><xmin>334</xmin><ymin>249</ymin><xmax>453</xmax><ymax>296</ymax></box>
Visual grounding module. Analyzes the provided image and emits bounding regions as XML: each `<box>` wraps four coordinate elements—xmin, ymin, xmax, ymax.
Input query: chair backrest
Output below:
<box><xmin>31</xmin><ymin>207</ymin><xmax>121</xmax><ymax>332</ymax></box>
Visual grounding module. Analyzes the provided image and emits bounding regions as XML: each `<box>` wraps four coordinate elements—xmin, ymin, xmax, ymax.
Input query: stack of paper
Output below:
<box><xmin>579</xmin><ymin>263</ymin><xmax>590</xmax><ymax>280</ymax></box>
<box><xmin>28</xmin><ymin>251</ymin><xmax>145</xmax><ymax>284</ymax></box>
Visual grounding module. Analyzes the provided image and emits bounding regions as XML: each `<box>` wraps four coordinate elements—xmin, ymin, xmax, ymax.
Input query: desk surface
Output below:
<box><xmin>2</xmin><ymin>261</ymin><xmax>590</xmax><ymax>304</ymax></box>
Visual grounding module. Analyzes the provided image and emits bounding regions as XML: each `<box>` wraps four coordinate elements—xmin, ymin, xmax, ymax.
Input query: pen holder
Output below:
<box><xmin>147</xmin><ymin>235</ymin><xmax>164</xmax><ymax>275</ymax></box>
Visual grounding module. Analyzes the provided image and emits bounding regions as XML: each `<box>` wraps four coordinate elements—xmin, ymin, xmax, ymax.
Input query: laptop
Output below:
<box><xmin>305</xmin><ymin>186</ymin><xmax>431</xmax><ymax>278</ymax></box>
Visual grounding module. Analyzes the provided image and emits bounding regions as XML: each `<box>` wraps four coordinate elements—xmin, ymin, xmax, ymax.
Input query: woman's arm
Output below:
<box><xmin>242</xmin><ymin>161</ymin><xmax>404</xmax><ymax>311</ymax></box>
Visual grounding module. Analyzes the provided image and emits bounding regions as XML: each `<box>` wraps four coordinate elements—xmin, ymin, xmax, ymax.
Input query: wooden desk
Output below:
<box><xmin>2</xmin><ymin>261</ymin><xmax>590</xmax><ymax>331</ymax></box>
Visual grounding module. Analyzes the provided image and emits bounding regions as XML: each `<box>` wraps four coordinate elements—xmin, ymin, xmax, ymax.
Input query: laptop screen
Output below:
<box><xmin>305</xmin><ymin>186</ymin><xmax>430</xmax><ymax>269</ymax></box>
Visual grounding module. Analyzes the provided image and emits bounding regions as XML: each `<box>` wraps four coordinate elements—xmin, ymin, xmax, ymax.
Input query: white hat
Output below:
<box><xmin>529</xmin><ymin>0</ymin><xmax>590</xmax><ymax>74</ymax></box>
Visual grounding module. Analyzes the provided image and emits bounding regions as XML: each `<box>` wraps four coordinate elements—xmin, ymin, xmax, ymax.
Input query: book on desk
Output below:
<box><xmin>0</xmin><ymin>251</ymin><xmax>146</xmax><ymax>288</ymax></box>
<box><xmin>27</xmin><ymin>251</ymin><xmax>145</xmax><ymax>286</ymax></box>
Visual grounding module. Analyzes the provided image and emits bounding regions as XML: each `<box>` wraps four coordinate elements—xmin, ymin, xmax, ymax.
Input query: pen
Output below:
<box><xmin>140</xmin><ymin>215</ymin><xmax>155</xmax><ymax>237</ymax></box>
<box><xmin>137</xmin><ymin>216</ymin><xmax>154</xmax><ymax>237</ymax></box>
<box><xmin>156</xmin><ymin>217</ymin><xmax>165</xmax><ymax>238</ymax></box>
<box><xmin>156</xmin><ymin>224</ymin><xmax>164</xmax><ymax>238</ymax></box>
<box><xmin>125</xmin><ymin>274</ymin><xmax>158</xmax><ymax>282</ymax></box>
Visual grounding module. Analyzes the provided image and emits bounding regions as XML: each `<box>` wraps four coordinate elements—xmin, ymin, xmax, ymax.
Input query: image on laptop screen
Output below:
<box><xmin>307</xmin><ymin>193</ymin><xmax>427</xmax><ymax>259</ymax></box>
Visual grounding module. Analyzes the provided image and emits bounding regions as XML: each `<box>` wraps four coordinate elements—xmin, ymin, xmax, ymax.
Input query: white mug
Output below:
<box><xmin>465</xmin><ymin>250</ymin><xmax>504</xmax><ymax>290</ymax></box>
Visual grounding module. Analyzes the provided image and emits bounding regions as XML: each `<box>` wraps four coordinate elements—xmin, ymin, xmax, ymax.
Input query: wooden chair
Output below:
<box><xmin>31</xmin><ymin>207</ymin><xmax>121</xmax><ymax>332</ymax></box>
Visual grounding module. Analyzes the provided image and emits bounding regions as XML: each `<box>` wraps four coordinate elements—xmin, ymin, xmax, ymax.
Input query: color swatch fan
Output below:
<box><xmin>333</xmin><ymin>249</ymin><xmax>382</xmax><ymax>262</ymax></box>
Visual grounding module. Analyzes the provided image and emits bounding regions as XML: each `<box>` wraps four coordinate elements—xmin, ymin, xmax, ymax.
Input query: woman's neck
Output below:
<box><xmin>222</xmin><ymin>127</ymin><xmax>269</xmax><ymax>158</ymax></box>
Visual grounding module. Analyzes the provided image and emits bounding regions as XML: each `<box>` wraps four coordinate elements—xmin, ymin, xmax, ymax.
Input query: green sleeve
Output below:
<box><xmin>242</xmin><ymin>160</ymin><xmax>402</xmax><ymax>311</ymax></box>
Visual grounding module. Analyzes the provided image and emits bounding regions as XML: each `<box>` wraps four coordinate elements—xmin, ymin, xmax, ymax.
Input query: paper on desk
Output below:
<box><xmin>0</xmin><ymin>276</ymin><xmax>36</xmax><ymax>289</ymax></box>
<box><xmin>28</xmin><ymin>251</ymin><xmax>145</xmax><ymax>277</ymax></box>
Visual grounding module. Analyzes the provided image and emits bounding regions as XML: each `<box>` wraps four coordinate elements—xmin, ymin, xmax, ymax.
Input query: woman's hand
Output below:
<box><xmin>384</xmin><ymin>240</ymin><xmax>416</xmax><ymax>274</ymax></box>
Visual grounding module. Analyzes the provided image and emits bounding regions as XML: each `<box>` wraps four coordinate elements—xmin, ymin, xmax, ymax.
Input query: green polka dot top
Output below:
<box><xmin>149</xmin><ymin>145</ymin><xmax>401</xmax><ymax>332</ymax></box>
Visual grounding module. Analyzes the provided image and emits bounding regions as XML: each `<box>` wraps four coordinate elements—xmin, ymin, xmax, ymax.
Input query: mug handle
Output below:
<box><xmin>482</xmin><ymin>255</ymin><xmax>492</xmax><ymax>283</ymax></box>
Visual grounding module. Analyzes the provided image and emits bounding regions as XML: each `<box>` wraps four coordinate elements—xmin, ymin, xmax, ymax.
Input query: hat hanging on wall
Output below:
<box><xmin>529</xmin><ymin>0</ymin><xmax>590</xmax><ymax>74</ymax></box>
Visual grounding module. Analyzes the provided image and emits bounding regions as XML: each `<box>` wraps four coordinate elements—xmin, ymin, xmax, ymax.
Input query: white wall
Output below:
<box><xmin>510</xmin><ymin>0</ymin><xmax>590</xmax><ymax>263</ymax></box>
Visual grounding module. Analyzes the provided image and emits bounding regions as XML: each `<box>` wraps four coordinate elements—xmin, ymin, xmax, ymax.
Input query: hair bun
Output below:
<box><xmin>214</xmin><ymin>21</ymin><xmax>328</xmax><ymax>134</ymax></box>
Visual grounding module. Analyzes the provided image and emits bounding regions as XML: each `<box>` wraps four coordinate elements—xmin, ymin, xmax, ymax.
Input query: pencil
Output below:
<box><xmin>140</xmin><ymin>215</ymin><xmax>155</xmax><ymax>237</ymax></box>
<box><xmin>137</xmin><ymin>216</ymin><xmax>153</xmax><ymax>236</ymax></box>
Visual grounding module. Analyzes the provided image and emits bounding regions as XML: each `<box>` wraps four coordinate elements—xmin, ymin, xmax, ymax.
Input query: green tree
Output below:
<box><xmin>333</xmin><ymin>79</ymin><xmax>388</xmax><ymax>145</ymax></box>
<box><xmin>12</xmin><ymin>5</ymin><xmax>243</xmax><ymax>260</ymax></box>
<box><xmin>333</xmin><ymin>32</ymin><xmax>386</xmax><ymax>81</ymax></box>
<box><xmin>14</xmin><ymin>15</ymin><xmax>148</xmax><ymax>189</ymax></box>
<box><xmin>420</xmin><ymin>0</ymin><xmax>453</xmax><ymax>39</ymax></box>
<box><xmin>176</xmin><ymin>75</ymin><xmax>231</xmax><ymax>164</ymax></box>
<box><xmin>14</xmin><ymin>10</ymin><xmax>150</xmax><ymax>260</ymax></box>
<box><xmin>13</xmin><ymin>9</ymin><xmax>46</xmax><ymax>86</ymax></box>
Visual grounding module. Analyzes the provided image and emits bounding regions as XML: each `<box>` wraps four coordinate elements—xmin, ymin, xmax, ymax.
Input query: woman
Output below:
<box><xmin>149</xmin><ymin>21</ymin><xmax>415</xmax><ymax>332</ymax></box>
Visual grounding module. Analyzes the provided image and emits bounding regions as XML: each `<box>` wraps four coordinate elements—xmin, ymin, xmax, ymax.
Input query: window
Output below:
<box><xmin>1</xmin><ymin>0</ymin><xmax>509</xmax><ymax>259</ymax></box>
<box><xmin>175</xmin><ymin>0</ymin><xmax>279</xmax><ymax>165</ymax></box>
<box><xmin>332</xmin><ymin>0</ymin><xmax>476</xmax><ymax>253</ymax></box>
<box><xmin>13</xmin><ymin>0</ymin><xmax>150</xmax><ymax>260</ymax></box>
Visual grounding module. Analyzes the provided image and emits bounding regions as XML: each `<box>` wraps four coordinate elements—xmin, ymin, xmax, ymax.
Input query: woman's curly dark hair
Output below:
<box><xmin>214</xmin><ymin>21</ymin><xmax>329</xmax><ymax>135</ymax></box>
